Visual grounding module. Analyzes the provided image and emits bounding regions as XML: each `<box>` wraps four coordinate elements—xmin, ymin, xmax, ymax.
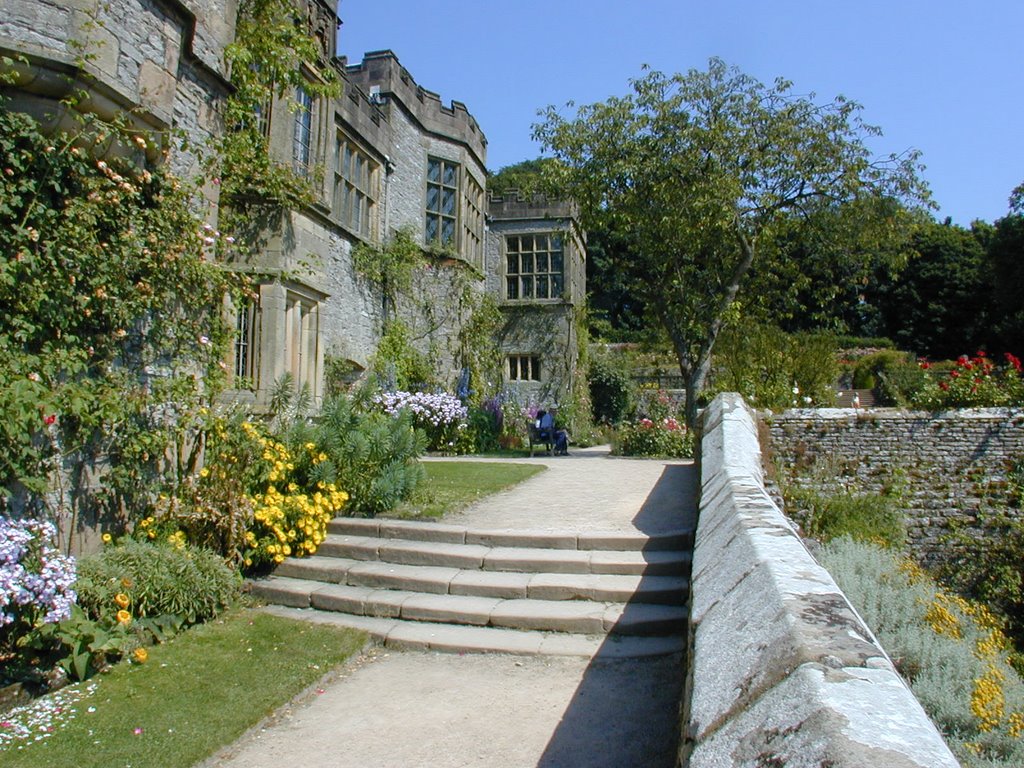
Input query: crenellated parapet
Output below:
<box><xmin>342</xmin><ymin>50</ymin><xmax>486</xmax><ymax>168</ymax></box>
<box><xmin>487</xmin><ymin>191</ymin><xmax>578</xmax><ymax>222</ymax></box>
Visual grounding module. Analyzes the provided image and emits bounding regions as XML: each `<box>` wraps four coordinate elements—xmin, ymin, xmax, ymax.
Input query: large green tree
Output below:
<box><xmin>871</xmin><ymin>219</ymin><xmax>990</xmax><ymax>359</ymax></box>
<box><xmin>534</xmin><ymin>59</ymin><xmax>929</xmax><ymax>425</ymax></box>
<box><xmin>988</xmin><ymin>183</ymin><xmax>1024</xmax><ymax>354</ymax></box>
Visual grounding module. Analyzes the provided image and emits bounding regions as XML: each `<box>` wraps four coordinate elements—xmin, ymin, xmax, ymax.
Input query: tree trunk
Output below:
<box><xmin>683</xmin><ymin>355</ymin><xmax>713</xmax><ymax>431</ymax></box>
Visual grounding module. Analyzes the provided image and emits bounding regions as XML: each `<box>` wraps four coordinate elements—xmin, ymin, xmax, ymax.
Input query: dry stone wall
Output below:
<box><xmin>764</xmin><ymin>408</ymin><xmax>1024</xmax><ymax>564</ymax></box>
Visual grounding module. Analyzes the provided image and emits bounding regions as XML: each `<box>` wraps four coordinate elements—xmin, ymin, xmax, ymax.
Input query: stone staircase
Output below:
<box><xmin>251</xmin><ymin>516</ymin><xmax>693</xmax><ymax>658</ymax></box>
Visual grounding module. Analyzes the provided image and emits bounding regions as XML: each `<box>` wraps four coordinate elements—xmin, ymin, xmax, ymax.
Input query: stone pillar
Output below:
<box><xmin>259</xmin><ymin>282</ymin><xmax>288</xmax><ymax>403</ymax></box>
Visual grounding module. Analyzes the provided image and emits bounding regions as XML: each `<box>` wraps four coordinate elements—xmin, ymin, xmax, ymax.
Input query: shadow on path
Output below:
<box><xmin>537</xmin><ymin>463</ymin><xmax>698</xmax><ymax>768</ymax></box>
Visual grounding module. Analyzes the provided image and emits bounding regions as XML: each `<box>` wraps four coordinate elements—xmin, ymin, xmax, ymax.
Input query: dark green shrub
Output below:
<box><xmin>711</xmin><ymin>322</ymin><xmax>837</xmax><ymax>408</ymax></box>
<box><xmin>833</xmin><ymin>336</ymin><xmax>895</xmax><ymax>350</ymax></box>
<box><xmin>613</xmin><ymin>417</ymin><xmax>694</xmax><ymax>458</ymax></box>
<box><xmin>786</xmin><ymin>486</ymin><xmax>906</xmax><ymax>548</ymax></box>
<box><xmin>465</xmin><ymin>405</ymin><xmax>500</xmax><ymax>453</ymax></box>
<box><xmin>852</xmin><ymin>349</ymin><xmax>927</xmax><ymax>406</ymax></box>
<box><xmin>940</xmin><ymin>510</ymin><xmax>1024</xmax><ymax>655</ymax></box>
<box><xmin>589</xmin><ymin>355</ymin><xmax>635</xmax><ymax>424</ymax></box>
<box><xmin>75</xmin><ymin>539</ymin><xmax>240</xmax><ymax>625</ymax></box>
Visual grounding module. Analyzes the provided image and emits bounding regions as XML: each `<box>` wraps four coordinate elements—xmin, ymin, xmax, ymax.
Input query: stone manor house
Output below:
<box><xmin>2</xmin><ymin>0</ymin><xmax>585</xmax><ymax>409</ymax></box>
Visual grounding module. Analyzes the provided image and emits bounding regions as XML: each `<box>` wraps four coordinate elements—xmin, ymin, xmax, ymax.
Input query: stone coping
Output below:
<box><xmin>681</xmin><ymin>393</ymin><xmax>959</xmax><ymax>767</ymax></box>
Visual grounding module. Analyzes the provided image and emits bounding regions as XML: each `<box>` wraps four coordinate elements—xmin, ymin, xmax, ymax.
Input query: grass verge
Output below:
<box><xmin>391</xmin><ymin>460</ymin><xmax>546</xmax><ymax>519</ymax></box>
<box><xmin>0</xmin><ymin>608</ymin><xmax>366</xmax><ymax>767</ymax></box>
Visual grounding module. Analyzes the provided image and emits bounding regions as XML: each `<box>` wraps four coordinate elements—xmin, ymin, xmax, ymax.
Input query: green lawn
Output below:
<box><xmin>392</xmin><ymin>460</ymin><xmax>547</xmax><ymax>519</ymax></box>
<box><xmin>0</xmin><ymin>609</ymin><xmax>366</xmax><ymax>768</ymax></box>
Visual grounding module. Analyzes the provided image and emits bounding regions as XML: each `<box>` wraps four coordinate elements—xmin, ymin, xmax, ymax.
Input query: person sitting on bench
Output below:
<box><xmin>537</xmin><ymin>408</ymin><xmax>569</xmax><ymax>456</ymax></box>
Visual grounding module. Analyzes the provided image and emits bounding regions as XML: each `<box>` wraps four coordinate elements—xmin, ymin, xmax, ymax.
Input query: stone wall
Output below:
<box><xmin>764</xmin><ymin>407</ymin><xmax>1024</xmax><ymax>563</ymax></box>
<box><xmin>1</xmin><ymin>0</ymin><xmax>232</xmax><ymax>166</ymax></box>
<box><xmin>682</xmin><ymin>393</ymin><xmax>959</xmax><ymax>767</ymax></box>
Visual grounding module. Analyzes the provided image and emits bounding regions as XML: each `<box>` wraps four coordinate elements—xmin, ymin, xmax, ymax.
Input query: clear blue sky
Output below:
<box><xmin>336</xmin><ymin>0</ymin><xmax>1022</xmax><ymax>226</ymax></box>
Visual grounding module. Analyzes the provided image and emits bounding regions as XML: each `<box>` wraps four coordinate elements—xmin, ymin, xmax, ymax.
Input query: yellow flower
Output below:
<box><xmin>133</xmin><ymin>647</ymin><xmax>149</xmax><ymax>663</ymax></box>
<box><xmin>971</xmin><ymin>663</ymin><xmax>1005</xmax><ymax>732</ymax></box>
<box><xmin>114</xmin><ymin>593</ymin><xmax>130</xmax><ymax>609</ymax></box>
<box><xmin>116</xmin><ymin>609</ymin><xmax>132</xmax><ymax>625</ymax></box>
<box><xmin>305</xmin><ymin>442</ymin><xmax>316</xmax><ymax>451</ymax></box>
<box><xmin>199</xmin><ymin>467</ymin><xmax>210</xmax><ymax>478</ymax></box>
<box><xmin>102</xmin><ymin>533</ymin><xmax>113</xmax><ymax>544</ymax></box>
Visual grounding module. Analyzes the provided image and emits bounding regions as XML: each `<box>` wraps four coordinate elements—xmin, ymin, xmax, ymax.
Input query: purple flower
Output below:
<box><xmin>1</xmin><ymin>518</ymin><xmax>77</xmax><ymax>633</ymax></box>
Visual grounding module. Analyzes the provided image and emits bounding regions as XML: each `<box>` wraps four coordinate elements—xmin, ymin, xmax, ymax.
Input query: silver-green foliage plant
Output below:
<box><xmin>820</xmin><ymin>537</ymin><xmax>1024</xmax><ymax>766</ymax></box>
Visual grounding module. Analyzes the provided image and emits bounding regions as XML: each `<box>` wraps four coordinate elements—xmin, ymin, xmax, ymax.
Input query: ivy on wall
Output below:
<box><xmin>216</xmin><ymin>0</ymin><xmax>341</xmax><ymax>215</ymax></box>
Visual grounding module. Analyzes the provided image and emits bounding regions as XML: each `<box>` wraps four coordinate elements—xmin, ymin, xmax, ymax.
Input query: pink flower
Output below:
<box><xmin>134</xmin><ymin>727</ymin><xmax>143</xmax><ymax>735</ymax></box>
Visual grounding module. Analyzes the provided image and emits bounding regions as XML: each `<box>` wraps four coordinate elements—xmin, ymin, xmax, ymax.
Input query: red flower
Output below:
<box><xmin>1006</xmin><ymin>352</ymin><xmax>1023</xmax><ymax>373</ymax></box>
<box><xmin>976</xmin><ymin>350</ymin><xmax>987</xmax><ymax>358</ymax></box>
<box><xmin>43</xmin><ymin>414</ymin><xmax>56</xmax><ymax>426</ymax></box>
<box><xmin>919</xmin><ymin>361</ymin><xmax>931</xmax><ymax>370</ymax></box>
<box><xmin>958</xmin><ymin>355</ymin><xmax>969</xmax><ymax>366</ymax></box>
<box><xmin>950</xmin><ymin>370</ymin><xmax>960</xmax><ymax>379</ymax></box>
<box><xmin>939</xmin><ymin>381</ymin><xmax>950</xmax><ymax>391</ymax></box>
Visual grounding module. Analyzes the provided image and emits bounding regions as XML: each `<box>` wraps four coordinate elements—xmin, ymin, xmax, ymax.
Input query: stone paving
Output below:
<box><xmin>206</xmin><ymin>447</ymin><xmax>696</xmax><ymax>768</ymax></box>
<box><xmin>430</xmin><ymin>445</ymin><xmax>698</xmax><ymax>535</ymax></box>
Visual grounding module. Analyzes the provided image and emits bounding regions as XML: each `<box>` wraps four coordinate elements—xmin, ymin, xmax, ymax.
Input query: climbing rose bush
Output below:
<box><xmin>1</xmin><ymin>517</ymin><xmax>77</xmax><ymax>651</ymax></box>
<box><xmin>374</xmin><ymin>390</ymin><xmax>468</xmax><ymax>451</ymax></box>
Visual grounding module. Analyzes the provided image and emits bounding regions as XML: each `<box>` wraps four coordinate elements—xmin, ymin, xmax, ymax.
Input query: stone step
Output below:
<box><xmin>327</xmin><ymin>517</ymin><xmax>694</xmax><ymax>552</ymax></box>
<box><xmin>251</xmin><ymin>577</ymin><xmax>688</xmax><ymax>636</ymax></box>
<box><xmin>275</xmin><ymin>556</ymin><xmax>689</xmax><ymax>604</ymax></box>
<box><xmin>316</xmin><ymin>534</ymin><xmax>691</xmax><ymax>576</ymax></box>
<box><xmin>260</xmin><ymin>604</ymin><xmax>687</xmax><ymax>659</ymax></box>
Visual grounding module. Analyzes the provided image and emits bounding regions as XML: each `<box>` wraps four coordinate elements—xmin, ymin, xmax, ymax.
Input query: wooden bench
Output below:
<box><xmin>527</xmin><ymin>421</ymin><xmax>555</xmax><ymax>457</ymax></box>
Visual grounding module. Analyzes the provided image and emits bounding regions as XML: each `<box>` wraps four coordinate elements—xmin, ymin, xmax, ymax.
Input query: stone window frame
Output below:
<box><xmin>508</xmin><ymin>354</ymin><xmax>542</xmax><ymax>382</ymax></box>
<box><xmin>425</xmin><ymin>156</ymin><xmax>460</xmax><ymax>250</ymax></box>
<box><xmin>232</xmin><ymin>298</ymin><xmax>261</xmax><ymax>390</ymax></box>
<box><xmin>505</xmin><ymin>232</ymin><xmax>565</xmax><ymax>302</ymax></box>
<box><xmin>292</xmin><ymin>85</ymin><xmax>314</xmax><ymax>176</ymax></box>
<box><xmin>462</xmin><ymin>172</ymin><xmax>484</xmax><ymax>269</ymax></box>
<box><xmin>333</xmin><ymin>131</ymin><xmax>379</xmax><ymax>241</ymax></box>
